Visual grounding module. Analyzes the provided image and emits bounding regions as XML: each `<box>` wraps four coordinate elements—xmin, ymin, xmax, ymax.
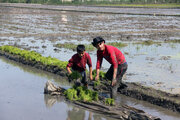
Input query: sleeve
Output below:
<box><xmin>67</xmin><ymin>56</ymin><xmax>74</xmax><ymax>68</ymax></box>
<box><xmin>109</xmin><ymin>49</ymin><xmax>118</xmax><ymax>69</ymax></box>
<box><xmin>96</xmin><ymin>51</ymin><xmax>103</xmax><ymax>69</ymax></box>
<box><xmin>86</xmin><ymin>53</ymin><xmax>92</xmax><ymax>67</ymax></box>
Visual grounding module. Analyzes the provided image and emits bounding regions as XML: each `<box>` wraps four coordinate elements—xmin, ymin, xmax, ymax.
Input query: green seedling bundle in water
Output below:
<box><xmin>0</xmin><ymin>45</ymin><xmax>68</xmax><ymax>70</ymax></box>
<box><xmin>105</xmin><ymin>98</ymin><xmax>115</xmax><ymax>106</ymax></box>
<box><xmin>68</xmin><ymin>71</ymin><xmax>82</xmax><ymax>80</ymax></box>
<box><xmin>64</xmin><ymin>86</ymin><xmax>98</xmax><ymax>102</ymax></box>
<box><xmin>92</xmin><ymin>69</ymin><xmax>106</xmax><ymax>87</ymax></box>
<box><xmin>92</xmin><ymin>69</ymin><xmax>106</xmax><ymax>79</ymax></box>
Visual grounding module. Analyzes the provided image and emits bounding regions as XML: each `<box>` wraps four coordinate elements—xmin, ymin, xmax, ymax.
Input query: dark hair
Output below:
<box><xmin>77</xmin><ymin>44</ymin><xmax>85</xmax><ymax>53</ymax></box>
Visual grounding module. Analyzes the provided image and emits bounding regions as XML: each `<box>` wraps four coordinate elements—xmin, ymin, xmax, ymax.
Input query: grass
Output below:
<box><xmin>96</xmin><ymin>3</ymin><xmax>180</xmax><ymax>8</ymax></box>
<box><xmin>0</xmin><ymin>45</ymin><xmax>68</xmax><ymax>70</ymax></box>
<box><xmin>164</xmin><ymin>39</ymin><xmax>180</xmax><ymax>43</ymax></box>
<box><xmin>134</xmin><ymin>40</ymin><xmax>162</xmax><ymax>46</ymax></box>
<box><xmin>107</xmin><ymin>42</ymin><xmax>128</xmax><ymax>48</ymax></box>
<box><xmin>54</xmin><ymin>42</ymin><xmax>127</xmax><ymax>52</ymax></box>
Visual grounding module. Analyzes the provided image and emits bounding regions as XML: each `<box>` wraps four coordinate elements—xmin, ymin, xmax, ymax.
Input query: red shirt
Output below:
<box><xmin>67</xmin><ymin>52</ymin><xmax>92</xmax><ymax>72</ymax></box>
<box><xmin>96</xmin><ymin>45</ymin><xmax>126</xmax><ymax>69</ymax></box>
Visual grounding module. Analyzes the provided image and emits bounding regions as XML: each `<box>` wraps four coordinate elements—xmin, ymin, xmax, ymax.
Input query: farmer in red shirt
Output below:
<box><xmin>67</xmin><ymin>45</ymin><xmax>93</xmax><ymax>86</ymax></box>
<box><xmin>92</xmin><ymin>37</ymin><xmax>128</xmax><ymax>98</ymax></box>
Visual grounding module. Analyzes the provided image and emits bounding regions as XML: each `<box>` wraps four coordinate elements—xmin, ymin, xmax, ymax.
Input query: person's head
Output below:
<box><xmin>92</xmin><ymin>36</ymin><xmax>105</xmax><ymax>51</ymax></box>
<box><xmin>77</xmin><ymin>44</ymin><xmax>85</xmax><ymax>57</ymax></box>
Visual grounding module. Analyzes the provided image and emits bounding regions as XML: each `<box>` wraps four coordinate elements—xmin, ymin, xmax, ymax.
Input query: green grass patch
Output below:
<box><xmin>97</xmin><ymin>3</ymin><xmax>180</xmax><ymax>8</ymax></box>
<box><xmin>134</xmin><ymin>39</ymin><xmax>180</xmax><ymax>46</ymax></box>
<box><xmin>0</xmin><ymin>45</ymin><xmax>68</xmax><ymax>70</ymax></box>
<box><xmin>107</xmin><ymin>42</ymin><xmax>128</xmax><ymax>48</ymax></box>
<box><xmin>164</xmin><ymin>39</ymin><xmax>180</xmax><ymax>43</ymax></box>
<box><xmin>134</xmin><ymin>40</ymin><xmax>162</xmax><ymax>46</ymax></box>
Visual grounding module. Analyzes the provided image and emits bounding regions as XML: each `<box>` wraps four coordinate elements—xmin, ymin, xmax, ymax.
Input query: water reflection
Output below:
<box><xmin>0</xmin><ymin>56</ymin><xmax>70</xmax><ymax>85</ymax></box>
<box><xmin>44</xmin><ymin>94</ymin><xmax>114</xmax><ymax>120</ymax></box>
<box><xmin>44</xmin><ymin>94</ymin><xmax>64</xmax><ymax>108</ymax></box>
<box><xmin>61</xmin><ymin>14</ymin><xmax>68</xmax><ymax>23</ymax></box>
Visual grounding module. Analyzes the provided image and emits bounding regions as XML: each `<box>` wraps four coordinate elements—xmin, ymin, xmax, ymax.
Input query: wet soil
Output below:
<box><xmin>0</xmin><ymin>3</ymin><xmax>180</xmax><ymax>119</ymax></box>
<box><xmin>0</xmin><ymin>3</ymin><xmax>180</xmax><ymax>43</ymax></box>
<box><xmin>1</xmin><ymin>49</ymin><xmax>180</xmax><ymax>114</ymax></box>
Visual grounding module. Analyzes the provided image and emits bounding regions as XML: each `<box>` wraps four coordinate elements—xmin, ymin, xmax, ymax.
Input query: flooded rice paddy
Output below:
<box><xmin>0</xmin><ymin>4</ymin><xmax>180</xmax><ymax>120</ymax></box>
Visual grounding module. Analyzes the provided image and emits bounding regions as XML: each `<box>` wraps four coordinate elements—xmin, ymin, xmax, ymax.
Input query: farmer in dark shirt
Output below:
<box><xmin>92</xmin><ymin>37</ymin><xmax>128</xmax><ymax>98</ymax></box>
<box><xmin>67</xmin><ymin>45</ymin><xmax>93</xmax><ymax>86</ymax></box>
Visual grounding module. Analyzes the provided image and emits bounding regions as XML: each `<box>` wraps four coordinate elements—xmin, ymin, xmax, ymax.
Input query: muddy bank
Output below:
<box><xmin>0</xmin><ymin>4</ymin><xmax>180</xmax><ymax>43</ymax></box>
<box><xmin>0</xmin><ymin>47</ymin><xmax>180</xmax><ymax>114</ymax></box>
<box><xmin>0</xmin><ymin>50</ymin><xmax>67</xmax><ymax>78</ymax></box>
<box><xmin>119</xmin><ymin>83</ymin><xmax>180</xmax><ymax>113</ymax></box>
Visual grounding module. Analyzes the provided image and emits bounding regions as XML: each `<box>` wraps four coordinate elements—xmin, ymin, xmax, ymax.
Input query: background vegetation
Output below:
<box><xmin>0</xmin><ymin>0</ymin><xmax>179</xmax><ymax>6</ymax></box>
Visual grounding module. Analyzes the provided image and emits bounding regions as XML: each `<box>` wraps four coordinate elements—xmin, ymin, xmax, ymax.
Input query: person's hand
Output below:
<box><xmin>95</xmin><ymin>75</ymin><xmax>99</xmax><ymax>81</ymax></box>
<box><xmin>111</xmin><ymin>78</ymin><xmax>117</xmax><ymax>86</ymax></box>
<box><xmin>90</xmin><ymin>75</ymin><xmax>93</xmax><ymax>81</ymax></box>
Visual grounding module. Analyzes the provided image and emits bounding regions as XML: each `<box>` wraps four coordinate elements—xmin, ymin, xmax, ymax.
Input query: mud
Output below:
<box><xmin>1</xmin><ymin>49</ymin><xmax>180</xmax><ymax>114</ymax></box>
<box><xmin>0</xmin><ymin>3</ymin><xmax>180</xmax><ymax>119</ymax></box>
<box><xmin>44</xmin><ymin>81</ymin><xmax>160</xmax><ymax>120</ymax></box>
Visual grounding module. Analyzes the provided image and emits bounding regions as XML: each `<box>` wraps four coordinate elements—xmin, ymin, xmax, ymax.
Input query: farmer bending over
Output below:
<box><xmin>66</xmin><ymin>44</ymin><xmax>93</xmax><ymax>86</ymax></box>
<box><xmin>92</xmin><ymin>37</ymin><xmax>128</xmax><ymax>98</ymax></box>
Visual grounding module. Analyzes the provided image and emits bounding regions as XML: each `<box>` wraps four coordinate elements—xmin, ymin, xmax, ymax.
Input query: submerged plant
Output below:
<box><xmin>107</xmin><ymin>42</ymin><xmax>127</xmax><ymax>48</ymax></box>
<box><xmin>134</xmin><ymin>40</ymin><xmax>162</xmax><ymax>46</ymax></box>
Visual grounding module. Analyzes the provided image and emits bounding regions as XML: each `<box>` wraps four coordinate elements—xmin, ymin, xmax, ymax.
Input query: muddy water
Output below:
<box><xmin>0</xmin><ymin>57</ymin><xmax>114</xmax><ymax>120</ymax></box>
<box><xmin>0</xmin><ymin>5</ymin><xmax>180</xmax><ymax>119</ymax></box>
<box><xmin>1</xmin><ymin>57</ymin><xmax>180</xmax><ymax>120</ymax></box>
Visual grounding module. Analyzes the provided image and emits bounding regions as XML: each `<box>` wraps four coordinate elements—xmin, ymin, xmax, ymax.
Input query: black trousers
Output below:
<box><xmin>71</xmin><ymin>69</ymin><xmax>87</xmax><ymax>86</ymax></box>
<box><xmin>105</xmin><ymin>62</ymin><xmax>128</xmax><ymax>83</ymax></box>
<box><xmin>80</xmin><ymin>71</ymin><xmax>87</xmax><ymax>85</ymax></box>
<box><xmin>105</xmin><ymin>62</ymin><xmax>128</xmax><ymax>98</ymax></box>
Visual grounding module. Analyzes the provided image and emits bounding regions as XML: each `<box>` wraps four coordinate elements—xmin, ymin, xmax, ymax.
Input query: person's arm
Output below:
<box><xmin>86</xmin><ymin>53</ymin><xmax>93</xmax><ymax>80</ymax></box>
<box><xmin>66</xmin><ymin>66</ymin><xmax>72</xmax><ymax>74</ymax></box>
<box><xmin>89</xmin><ymin>66</ymin><xmax>93</xmax><ymax>80</ymax></box>
<box><xmin>95</xmin><ymin>69</ymin><xmax>100</xmax><ymax>81</ymax></box>
<box><xmin>108</xmin><ymin>49</ymin><xmax>118</xmax><ymax>86</ymax></box>
<box><xmin>67</xmin><ymin>56</ymin><xmax>74</xmax><ymax>75</ymax></box>
<box><xmin>111</xmin><ymin>68</ymin><xmax>117</xmax><ymax>86</ymax></box>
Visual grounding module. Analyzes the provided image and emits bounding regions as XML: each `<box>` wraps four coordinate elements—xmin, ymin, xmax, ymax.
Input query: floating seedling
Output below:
<box><xmin>105</xmin><ymin>98</ymin><xmax>115</xmax><ymax>106</ymax></box>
